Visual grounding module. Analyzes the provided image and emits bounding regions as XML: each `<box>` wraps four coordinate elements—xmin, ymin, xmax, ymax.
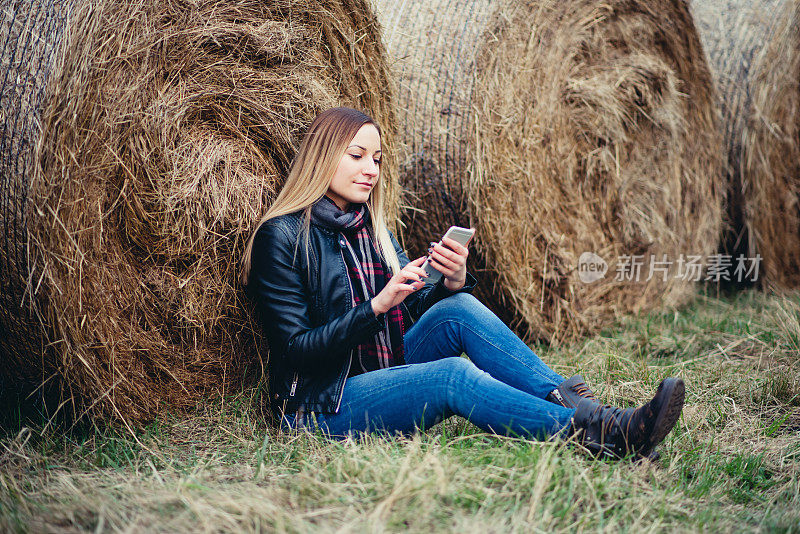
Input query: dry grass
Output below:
<box><xmin>375</xmin><ymin>0</ymin><xmax>722</xmax><ymax>344</ymax></box>
<box><xmin>1</xmin><ymin>289</ymin><xmax>798</xmax><ymax>532</ymax></box>
<box><xmin>1</xmin><ymin>0</ymin><xmax>396</xmax><ymax>424</ymax></box>
<box><xmin>545</xmin><ymin>291</ymin><xmax>800</xmax><ymax>466</ymax></box>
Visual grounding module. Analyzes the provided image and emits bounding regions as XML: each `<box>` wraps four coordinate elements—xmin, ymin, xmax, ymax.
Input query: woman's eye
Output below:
<box><xmin>374</xmin><ymin>159</ymin><xmax>381</xmax><ymax>165</ymax></box>
<box><xmin>350</xmin><ymin>154</ymin><xmax>361</xmax><ymax>160</ymax></box>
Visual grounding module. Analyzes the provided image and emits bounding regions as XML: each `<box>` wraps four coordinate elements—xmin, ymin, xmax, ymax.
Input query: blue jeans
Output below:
<box><xmin>280</xmin><ymin>293</ymin><xmax>575</xmax><ymax>440</ymax></box>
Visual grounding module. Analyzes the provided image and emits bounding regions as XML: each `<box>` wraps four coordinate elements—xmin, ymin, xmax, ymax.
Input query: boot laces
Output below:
<box><xmin>588</xmin><ymin>404</ymin><xmax>635</xmax><ymax>451</ymax></box>
<box><xmin>573</xmin><ymin>383</ymin><xmax>596</xmax><ymax>399</ymax></box>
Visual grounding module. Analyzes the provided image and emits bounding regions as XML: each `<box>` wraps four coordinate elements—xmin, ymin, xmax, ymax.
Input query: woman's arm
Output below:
<box><xmin>249</xmin><ymin>221</ymin><xmax>385</xmax><ymax>372</ymax></box>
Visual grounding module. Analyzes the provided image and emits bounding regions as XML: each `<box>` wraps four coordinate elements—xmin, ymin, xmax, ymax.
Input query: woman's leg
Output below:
<box><xmin>404</xmin><ymin>293</ymin><xmax>564</xmax><ymax>399</ymax></box>
<box><xmin>281</xmin><ymin>357</ymin><xmax>574</xmax><ymax>440</ymax></box>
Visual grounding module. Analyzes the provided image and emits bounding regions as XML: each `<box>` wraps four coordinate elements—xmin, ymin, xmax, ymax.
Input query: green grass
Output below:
<box><xmin>1</xmin><ymin>288</ymin><xmax>799</xmax><ymax>532</ymax></box>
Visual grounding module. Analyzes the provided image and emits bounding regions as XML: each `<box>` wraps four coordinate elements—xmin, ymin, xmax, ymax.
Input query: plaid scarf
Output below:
<box><xmin>311</xmin><ymin>197</ymin><xmax>405</xmax><ymax>375</ymax></box>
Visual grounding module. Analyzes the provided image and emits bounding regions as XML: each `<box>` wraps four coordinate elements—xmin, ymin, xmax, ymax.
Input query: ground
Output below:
<box><xmin>1</xmin><ymin>289</ymin><xmax>799</xmax><ymax>532</ymax></box>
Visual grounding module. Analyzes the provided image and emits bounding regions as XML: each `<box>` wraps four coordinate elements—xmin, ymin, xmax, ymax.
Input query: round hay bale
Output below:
<box><xmin>744</xmin><ymin>0</ymin><xmax>800</xmax><ymax>289</ymax></box>
<box><xmin>0</xmin><ymin>0</ymin><xmax>74</xmax><ymax>404</ymax></box>
<box><xmin>691</xmin><ymin>0</ymin><xmax>794</xmax><ymax>283</ymax></box>
<box><xmin>1</xmin><ymin>0</ymin><xmax>396</xmax><ymax>423</ymax></box>
<box><xmin>375</xmin><ymin>0</ymin><xmax>722</xmax><ymax>342</ymax></box>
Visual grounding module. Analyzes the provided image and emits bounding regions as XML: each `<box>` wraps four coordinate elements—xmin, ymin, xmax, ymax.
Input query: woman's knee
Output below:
<box><xmin>430</xmin><ymin>357</ymin><xmax>494</xmax><ymax>417</ymax></box>
<box><xmin>434</xmin><ymin>356</ymin><xmax>487</xmax><ymax>391</ymax></box>
<box><xmin>444</xmin><ymin>291</ymin><xmax>480</xmax><ymax>307</ymax></box>
<box><xmin>429</xmin><ymin>292</ymin><xmax>491</xmax><ymax>322</ymax></box>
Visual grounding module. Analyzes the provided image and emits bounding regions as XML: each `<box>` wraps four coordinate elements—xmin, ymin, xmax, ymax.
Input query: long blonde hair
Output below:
<box><xmin>241</xmin><ymin>107</ymin><xmax>401</xmax><ymax>284</ymax></box>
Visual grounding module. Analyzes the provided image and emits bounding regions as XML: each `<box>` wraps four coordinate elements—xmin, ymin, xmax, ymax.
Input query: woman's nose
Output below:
<box><xmin>364</xmin><ymin>160</ymin><xmax>379</xmax><ymax>176</ymax></box>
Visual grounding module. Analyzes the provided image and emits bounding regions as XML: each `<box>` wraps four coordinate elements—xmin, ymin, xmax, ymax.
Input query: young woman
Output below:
<box><xmin>243</xmin><ymin>107</ymin><xmax>685</xmax><ymax>458</ymax></box>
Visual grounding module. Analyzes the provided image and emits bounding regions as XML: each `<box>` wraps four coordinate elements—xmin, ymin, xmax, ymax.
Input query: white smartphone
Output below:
<box><xmin>421</xmin><ymin>226</ymin><xmax>476</xmax><ymax>283</ymax></box>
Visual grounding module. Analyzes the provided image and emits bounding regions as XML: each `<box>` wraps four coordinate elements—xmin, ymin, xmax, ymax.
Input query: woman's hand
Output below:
<box><xmin>371</xmin><ymin>256</ymin><xmax>429</xmax><ymax>316</ymax></box>
<box><xmin>428</xmin><ymin>235</ymin><xmax>470</xmax><ymax>291</ymax></box>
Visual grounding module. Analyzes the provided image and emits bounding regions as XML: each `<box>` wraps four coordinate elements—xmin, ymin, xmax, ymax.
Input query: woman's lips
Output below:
<box><xmin>356</xmin><ymin>182</ymin><xmax>372</xmax><ymax>189</ymax></box>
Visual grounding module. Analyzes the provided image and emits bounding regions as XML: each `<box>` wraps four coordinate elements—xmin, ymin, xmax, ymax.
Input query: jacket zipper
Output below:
<box><xmin>289</xmin><ymin>372</ymin><xmax>299</xmax><ymax>396</ymax></box>
<box><xmin>336</xmin><ymin>243</ymin><xmax>354</xmax><ymax>413</ymax></box>
<box><xmin>336</xmin><ymin>350</ymin><xmax>352</xmax><ymax>413</ymax></box>
<box><xmin>400</xmin><ymin>302</ymin><xmax>411</xmax><ymax>331</ymax></box>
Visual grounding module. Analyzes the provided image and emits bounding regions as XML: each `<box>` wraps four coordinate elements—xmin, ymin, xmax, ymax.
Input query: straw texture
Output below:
<box><xmin>691</xmin><ymin>0</ymin><xmax>789</xmax><ymax>272</ymax></box>
<box><xmin>375</xmin><ymin>0</ymin><xmax>722</xmax><ymax>342</ymax></box>
<box><xmin>1</xmin><ymin>0</ymin><xmax>396</xmax><ymax>423</ymax></box>
<box><xmin>0</xmin><ymin>0</ymin><xmax>74</xmax><ymax>400</ymax></box>
<box><xmin>743</xmin><ymin>0</ymin><xmax>800</xmax><ymax>289</ymax></box>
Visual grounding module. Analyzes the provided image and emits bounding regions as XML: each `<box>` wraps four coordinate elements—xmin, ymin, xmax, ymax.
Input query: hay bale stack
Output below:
<box><xmin>744</xmin><ymin>0</ymin><xmax>800</xmax><ymax>289</ymax></box>
<box><xmin>375</xmin><ymin>0</ymin><xmax>722</xmax><ymax>342</ymax></box>
<box><xmin>1</xmin><ymin>0</ymin><xmax>396</xmax><ymax>423</ymax></box>
<box><xmin>691</xmin><ymin>0</ymin><xmax>794</xmax><ymax>283</ymax></box>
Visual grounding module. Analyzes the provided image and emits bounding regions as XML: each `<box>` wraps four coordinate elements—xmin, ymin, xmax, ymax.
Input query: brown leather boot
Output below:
<box><xmin>569</xmin><ymin>377</ymin><xmax>685</xmax><ymax>459</ymax></box>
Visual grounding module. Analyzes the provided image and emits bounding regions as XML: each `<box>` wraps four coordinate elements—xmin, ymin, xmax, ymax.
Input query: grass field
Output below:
<box><xmin>1</xmin><ymin>289</ymin><xmax>799</xmax><ymax>532</ymax></box>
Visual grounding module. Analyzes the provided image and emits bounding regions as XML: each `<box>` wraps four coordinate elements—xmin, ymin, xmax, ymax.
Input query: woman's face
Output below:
<box><xmin>326</xmin><ymin>123</ymin><xmax>381</xmax><ymax>211</ymax></box>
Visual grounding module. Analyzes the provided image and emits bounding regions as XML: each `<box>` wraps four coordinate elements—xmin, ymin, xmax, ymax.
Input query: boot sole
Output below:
<box><xmin>643</xmin><ymin>378</ymin><xmax>685</xmax><ymax>456</ymax></box>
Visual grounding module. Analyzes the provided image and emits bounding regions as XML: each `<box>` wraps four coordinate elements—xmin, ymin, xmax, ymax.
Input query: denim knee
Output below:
<box><xmin>436</xmin><ymin>356</ymin><xmax>487</xmax><ymax>399</ymax></box>
<box><xmin>442</xmin><ymin>291</ymin><xmax>480</xmax><ymax>308</ymax></box>
<box><xmin>429</xmin><ymin>292</ymin><xmax>487</xmax><ymax>321</ymax></box>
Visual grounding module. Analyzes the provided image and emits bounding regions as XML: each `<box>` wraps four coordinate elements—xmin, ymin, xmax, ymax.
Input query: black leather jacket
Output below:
<box><xmin>248</xmin><ymin>211</ymin><xmax>477</xmax><ymax>418</ymax></box>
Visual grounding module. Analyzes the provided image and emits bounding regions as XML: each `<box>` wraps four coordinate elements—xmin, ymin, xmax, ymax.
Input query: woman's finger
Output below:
<box><xmin>428</xmin><ymin>262</ymin><xmax>453</xmax><ymax>278</ymax></box>
<box><xmin>434</xmin><ymin>243</ymin><xmax>465</xmax><ymax>264</ymax></box>
<box><xmin>430</xmin><ymin>250</ymin><xmax>458</xmax><ymax>271</ymax></box>
<box><xmin>392</xmin><ymin>282</ymin><xmax>421</xmax><ymax>296</ymax></box>
<box><xmin>390</xmin><ymin>270</ymin><xmax>427</xmax><ymax>293</ymax></box>
<box><xmin>394</xmin><ymin>265</ymin><xmax>423</xmax><ymax>282</ymax></box>
<box><xmin>440</xmin><ymin>237</ymin><xmax>469</xmax><ymax>257</ymax></box>
<box><xmin>428</xmin><ymin>259</ymin><xmax>456</xmax><ymax>279</ymax></box>
<box><xmin>398</xmin><ymin>271</ymin><xmax>423</xmax><ymax>284</ymax></box>
<box><xmin>404</xmin><ymin>265</ymin><xmax>430</xmax><ymax>278</ymax></box>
